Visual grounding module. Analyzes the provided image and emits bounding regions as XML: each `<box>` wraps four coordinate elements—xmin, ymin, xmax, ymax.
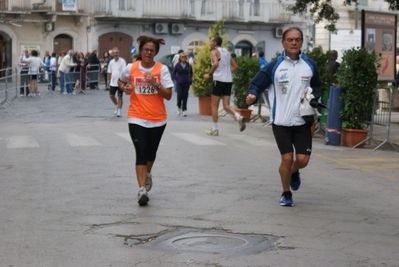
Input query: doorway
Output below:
<box><xmin>53</xmin><ymin>34</ymin><xmax>73</xmax><ymax>56</ymax></box>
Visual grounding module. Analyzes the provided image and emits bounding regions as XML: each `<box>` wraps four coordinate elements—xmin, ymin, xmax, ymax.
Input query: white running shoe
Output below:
<box><xmin>137</xmin><ymin>188</ymin><xmax>149</xmax><ymax>206</ymax></box>
<box><xmin>145</xmin><ymin>173</ymin><xmax>152</xmax><ymax>192</ymax></box>
<box><xmin>116</xmin><ymin>109</ymin><xmax>121</xmax><ymax>117</ymax></box>
<box><xmin>114</xmin><ymin>107</ymin><xmax>118</xmax><ymax>115</ymax></box>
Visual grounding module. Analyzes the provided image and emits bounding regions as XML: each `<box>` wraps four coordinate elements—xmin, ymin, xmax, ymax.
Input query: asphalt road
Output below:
<box><xmin>1</xmin><ymin>85</ymin><xmax>399</xmax><ymax>267</ymax></box>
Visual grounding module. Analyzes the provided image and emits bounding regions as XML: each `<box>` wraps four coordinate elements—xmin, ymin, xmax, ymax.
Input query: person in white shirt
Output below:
<box><xmin>23</xmin><ymin>50</ymin><xmax>45</xmax><ymax>97</ymax></box>
<box><xmin>107</xmin><ymin>47</ymin><xmax>127</xmax><ymax>117</ymax></box>
<box><xmin>58</xmin><ymin>50</ymin><xmax>77</xmax><ymax>95</ymax></box>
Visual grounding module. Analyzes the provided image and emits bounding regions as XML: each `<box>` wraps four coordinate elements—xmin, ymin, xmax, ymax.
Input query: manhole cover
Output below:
<box><xmin>172</xmin><ymin>233</ymin><xmax>247</xmax><ymax>252</ymax></box>
<box><xmin>130</xmin><ymin>228</ymin><xmax>281</xmax><ymax>255</ymax></box>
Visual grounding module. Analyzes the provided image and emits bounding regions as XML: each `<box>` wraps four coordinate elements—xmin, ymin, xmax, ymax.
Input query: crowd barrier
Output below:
<box><xmin>0</xmin><ymin>65</ymin><xmax>101</xmax><ymax>107</ymax></box>
<box><xmin>354</xmin><ymin>88</ymin><xmax>399</xmax><ymax>152</ymax></box>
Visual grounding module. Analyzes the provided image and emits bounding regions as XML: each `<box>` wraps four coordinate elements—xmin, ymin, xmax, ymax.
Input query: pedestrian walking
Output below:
<box><xmin>107</xmin><ymin>47</ymin><xmax>126</xmax><ymax>117</ymax></box>
<box><xmin>118</xmin><ymin>35</ymin><xmax>174</xmax><ymax>206</ymax></box>
<box><xmin>246</xmin><ymin>26</ymin><xmax>322</xmax><ymax>207</ymax></box>
<box><xmin>172</xmin><ymin>52</ymin><xmax>193</xmax><ymax>116</ymax></box>
<box><xmin>203</xmin><ymin>35</ymin><xmax>244</xmax><ymax>136</ymax></box>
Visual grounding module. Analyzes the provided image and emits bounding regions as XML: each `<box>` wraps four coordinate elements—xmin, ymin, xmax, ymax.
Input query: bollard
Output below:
<box><xmin>324</xmin><ymin>86</ymin><xmax>343</xmax><ymax>146</ymax></box>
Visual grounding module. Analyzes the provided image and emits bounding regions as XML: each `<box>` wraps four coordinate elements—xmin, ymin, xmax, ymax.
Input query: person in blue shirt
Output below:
<box><xmin>246</xmin><ymin>26</ymin><xmax>321</xmax><ymax>207</ymax></box>
<box><xmin>258</xmin><ymin>51</ymin><xmax>268</xmax><ymax>69</ymax></box>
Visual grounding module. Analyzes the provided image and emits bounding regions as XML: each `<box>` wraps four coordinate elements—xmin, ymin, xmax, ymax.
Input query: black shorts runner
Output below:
<box><xmin>212</xmin><ymin>81</ymin><xmax>232</xmax><ymax>96</ymax></box>
<box><xmin>109</xmin><ymin>86</ymin><xmax>123</xmax><ymax>97</ymax></box>
<box><xmin>272</xmin><ymin>124</ymin><xmax>312</xmax><ymax>155</ymax></box>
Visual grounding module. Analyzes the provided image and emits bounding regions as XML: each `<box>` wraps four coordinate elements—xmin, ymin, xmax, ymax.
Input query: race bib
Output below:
<box><xmin>134</xmin><ymin>77</ymin><xmax>159</xmax><ymax>95</ymax></box>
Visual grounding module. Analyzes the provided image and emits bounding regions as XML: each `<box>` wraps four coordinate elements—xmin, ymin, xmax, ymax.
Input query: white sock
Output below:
<box><xmin>234</xmin><ymin>113</ymin><xmax>241</xmax><ymax>120</ymax></box>
<box><xmin>212</xmin><ymin>123</ymin><xmax>218</xmax><ymax>131</ymax></box>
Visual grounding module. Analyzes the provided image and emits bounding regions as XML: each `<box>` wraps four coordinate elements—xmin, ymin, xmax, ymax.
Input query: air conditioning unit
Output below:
<box><xmin>274</xmin><ymin>28</ymin><xmax>283</xmax><ymax>38</ymax></box>
<box><xmin>45</xmin><ymin>22</ymin><xmax>54</xmax><ymax>32</ymax></box>
<box><xmin>154</xmin><ymin>23</ymin><xmax>168</xmax><ymax>34</ymax></box>
<box><xmin>170</xmin><ymin>23</ymin><xmax>184</xmax><ymax>35</ymax></box>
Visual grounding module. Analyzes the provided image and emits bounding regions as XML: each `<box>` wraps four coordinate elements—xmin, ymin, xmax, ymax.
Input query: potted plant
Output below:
<box><xmin>336</xmin><ymin>47</ymin><xmax>380</xmax><ymax>147</ymax></box>
<box><xmin>232</xmin><ymin>56</ymin><xmax>260</xmax><ymax>121</ymax></box>
<box><xmin>191</xmin><ymin>20</ymin><xmax>229</xmax><ymax>115</ymax></box>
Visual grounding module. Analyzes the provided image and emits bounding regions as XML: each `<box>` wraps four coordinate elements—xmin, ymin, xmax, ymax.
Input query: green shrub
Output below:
<box><xmin>232</xmin><ymin>56</ymin><xmax>260</xmax><ymax>108</ymax></box>
<box><xmin>337</xmin><ymin>47</ymin><xmax>380</xmax><ymax>129</ymax></box>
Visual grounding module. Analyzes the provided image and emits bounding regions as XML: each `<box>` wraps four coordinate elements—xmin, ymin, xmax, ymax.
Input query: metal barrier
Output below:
<box><xmin>86</xmin><ymin>64</ymin><xmax>100</xmax><ymax>90</ymax></box>
<box><xmin>354</xmin><ymin>88</ymin><xmax>399</xmax><ymax>152</ymax></box>
<box><xmin>250</xmin><ymin>91</ymin><xmax>270</xmax><ymax>123</ymax></box>
<box><xmin>0</xmin><ymin>67</ymin><xmax>19</xmax><ymax>108</ymax></box>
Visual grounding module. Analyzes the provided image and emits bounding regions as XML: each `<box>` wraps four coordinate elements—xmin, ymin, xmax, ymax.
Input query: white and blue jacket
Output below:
<box><xmin>247</xmin><ymin>50</ymin><xmax>321</xmax><ymax>126</ymax></box>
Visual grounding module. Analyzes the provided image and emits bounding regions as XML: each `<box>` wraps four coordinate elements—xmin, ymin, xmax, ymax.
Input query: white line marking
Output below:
<box><xmin>115</xmin><ymin>132</ymin><xmax>132</xmax><ymax>143</ymax></box>
<box><xmin>6</xmin><ymin>136</ymin><xmax>39</xmax><ymax>148</ymax></box>
<box><xmin>65</xmin><ymin>134</ymin><xmax>101</xmax><ymax>147</ymax></box>
<box><xmin>172</xmin><ymin>133</ymin><xmax>225</xmax><ymax>146</ymax></box>
<box><xmin>225</xmin><ymin>134</ymin><xmax>275</xmax><ymax>147</ymax></box>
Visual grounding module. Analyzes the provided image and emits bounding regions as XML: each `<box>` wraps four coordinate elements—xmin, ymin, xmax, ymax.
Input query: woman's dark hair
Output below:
<box><xmin>134</xmin><ymin>35</ymin><xmax>165</xmax><ymax>60</ymax></box>
<box><xmin>31</xmin><ymin>50</ymin><xmax>38</xmax><ymax>57</ymax></box>
<box><xmin>51</xmin><ymin>52</ymin><xmax>56</xmax><ymax>57</ymax></box>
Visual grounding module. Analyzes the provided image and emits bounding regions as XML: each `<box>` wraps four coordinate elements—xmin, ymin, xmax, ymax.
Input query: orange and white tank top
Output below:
<box><xmin>128</xmin><ymin>61</ymin><xmax>167</xmax><ymax>122</ymax></box>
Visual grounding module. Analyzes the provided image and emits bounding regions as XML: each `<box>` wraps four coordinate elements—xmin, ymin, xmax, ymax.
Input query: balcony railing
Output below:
<box><xmin>0</xmin><ymin>0</ymin><xmax>299</xmax><ymax>23</ymax></box>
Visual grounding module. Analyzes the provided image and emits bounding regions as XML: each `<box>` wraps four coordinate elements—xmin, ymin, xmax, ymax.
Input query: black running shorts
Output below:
<box><xmin>272</xmin><ymin>124</ymin><xmax>312</xmax><ymax>155</ymax></box>
<box><xmin>212</xmin><ymin>81</ymin><xmax>232</xmax><ymax>97</ymax></box>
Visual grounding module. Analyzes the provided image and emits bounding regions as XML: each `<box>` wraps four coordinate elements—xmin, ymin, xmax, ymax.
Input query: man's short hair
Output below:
<box><xmin>259</xmin><ymin>51</ymin><xmax>265</xmax><ymax>57</ymax></box>
<box><xmin>212</xmin><ymin>35</ymin><xmax>223</xmax><ymax>46</ymax></box>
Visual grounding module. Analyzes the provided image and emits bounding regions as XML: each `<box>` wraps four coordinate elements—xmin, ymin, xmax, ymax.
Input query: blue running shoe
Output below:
<box><xmin>290</xmin><ymin>171</ymin><xmax>301</xmax><ymax>191</ymax></box>
<box><xmin>280</xmin><ymin>194</ymin><xmax>293</xmax><ymax>207</ymax></box>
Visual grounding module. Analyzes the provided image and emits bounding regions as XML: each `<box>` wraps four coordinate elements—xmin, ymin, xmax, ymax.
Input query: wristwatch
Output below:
<box><xmin>156</xmin><ymin>84</ymin><xmax>161</xmax><ymax>90</ymax></box>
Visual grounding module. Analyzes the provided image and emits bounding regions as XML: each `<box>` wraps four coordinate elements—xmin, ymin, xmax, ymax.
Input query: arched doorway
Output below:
<box><xmin>98</xmin><ymin>32</ymin><xmax>133</xmax><ymax>64</ymax></box>
<box><xmin>53</xmin><ymin>34</ymin><xmax>73</xmax><ymax>56</ymax></box>
<box><xmin>0</xmin><ymin>32</ymin><xmax>12</xmax><ymax>77</ymax></box>
<box><xmin>235</xmin><ymin>41</ymin><xmax>253</xmax><ymax>57</ymax></box>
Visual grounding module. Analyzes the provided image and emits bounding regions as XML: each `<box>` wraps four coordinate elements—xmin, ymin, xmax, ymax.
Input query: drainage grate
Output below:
<box><xmin>127</xmin><ymin>228</ymin><xmax>281</xmax><ymax>256</ymax></box>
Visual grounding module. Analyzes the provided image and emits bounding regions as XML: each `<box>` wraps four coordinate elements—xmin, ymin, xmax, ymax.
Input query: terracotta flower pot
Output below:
<box><xmin>340</xmin><ymin>128</ymin><xmax>369</xmax><ymax>148</ymax></box>
<box><xmin>235</xmin><ymin>108</ymin><xmax>252</xmax><ymax>122</ymax></box>
<box><xmin>198</xmin><ymin>96</ymin><xmax>212</xmax><ymax>116</ymax></box>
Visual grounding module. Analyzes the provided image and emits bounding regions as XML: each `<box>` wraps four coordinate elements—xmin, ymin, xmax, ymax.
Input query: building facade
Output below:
<box><xmin>0</xmin><ymin>0</ymin><xmax>312</xmax><ymax>77</ymax></box>
<box><xmin>314</xmin><ymin>0</ymin><xmax>398</xmax><ymax>53</ymax></box>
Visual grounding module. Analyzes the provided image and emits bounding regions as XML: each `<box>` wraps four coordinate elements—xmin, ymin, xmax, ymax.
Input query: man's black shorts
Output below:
<box><xmin>272</xmin><ymin>124</ymin><xmax>312</xmax><ymax>155</ymax></box>
<box><xmin>212</xmin><ymin>81</ymin><xmax>232</xmax><ymax>96</ymax></box>
<box><xmin>109</xmin><ymin>86</ymin><xmax>123</xmax><ymax>97</ymax></box>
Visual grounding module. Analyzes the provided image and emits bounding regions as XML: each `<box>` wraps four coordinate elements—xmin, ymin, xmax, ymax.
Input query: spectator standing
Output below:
<box><xmin>203</xmin><ymin>35</ymin><xmax>244</xmax><ymax>136</ymax></box>
<box><xmin>117</xmin><ymin>35</ymin><xmax>174</xmax><ymax>206</ymax></box>
<box><xmin>43</xmin><ymin>51</ymin><xmax>50</xmax><ymax>81</ymax></box>
<box><xmin>57</xmin><ymin>51</ymin><xmax>66</xmax><ymax>89</ymax></box>
<box><xmin>101</xmin><ymin>51</ymin><xmax>112</xmax><ymax>90</ymax></box>
<box><xmin>78</xmin><ymin>52</ymin><xmax>87</xmax><ymax>92</ymax></box>
<box><xmin>49</xmin><ymin>52</ymin><xmax>57</xmax><ymax>91</ymax></box>
<box><xmin>58</xmin><ymin>50</ymin><xmax>77</xmax><ymax>95</ymax></box>
<box><xmin>327</xmin><ymin>50</ymin><xmax>340</xmax><ymax>85</ymax></box>
<box><xmin>246</xmin><ymin>26</ymin><xmax>322</xmax><ymax>207</ymax></box>
<box><xmin>23</xmin><ymin>50</ymin><xmax>45</xmax><ymax>97</ymax></box>
<box><xmin>258</xmin><ymin>51</ymin><xmax>268</xmax><ymax>69</ymax></box>
<box><xmin>107</xmin><ymin>47</ymin><xmax>126</xmax><ymax>117</ymax></box>
<box><xmin>18</xmin><ymin>49</ymin><xmax>30</xmax><ymax>96</ymax></box>
<box><xmin>88</xmin><ymin>49</ymin><xmax>100</xmax><ymax>90</ymax></box>
<box><xmin>172</xmin><ymin>52</ymin><xmax>193</xmax><ymax>116</ymax></box>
